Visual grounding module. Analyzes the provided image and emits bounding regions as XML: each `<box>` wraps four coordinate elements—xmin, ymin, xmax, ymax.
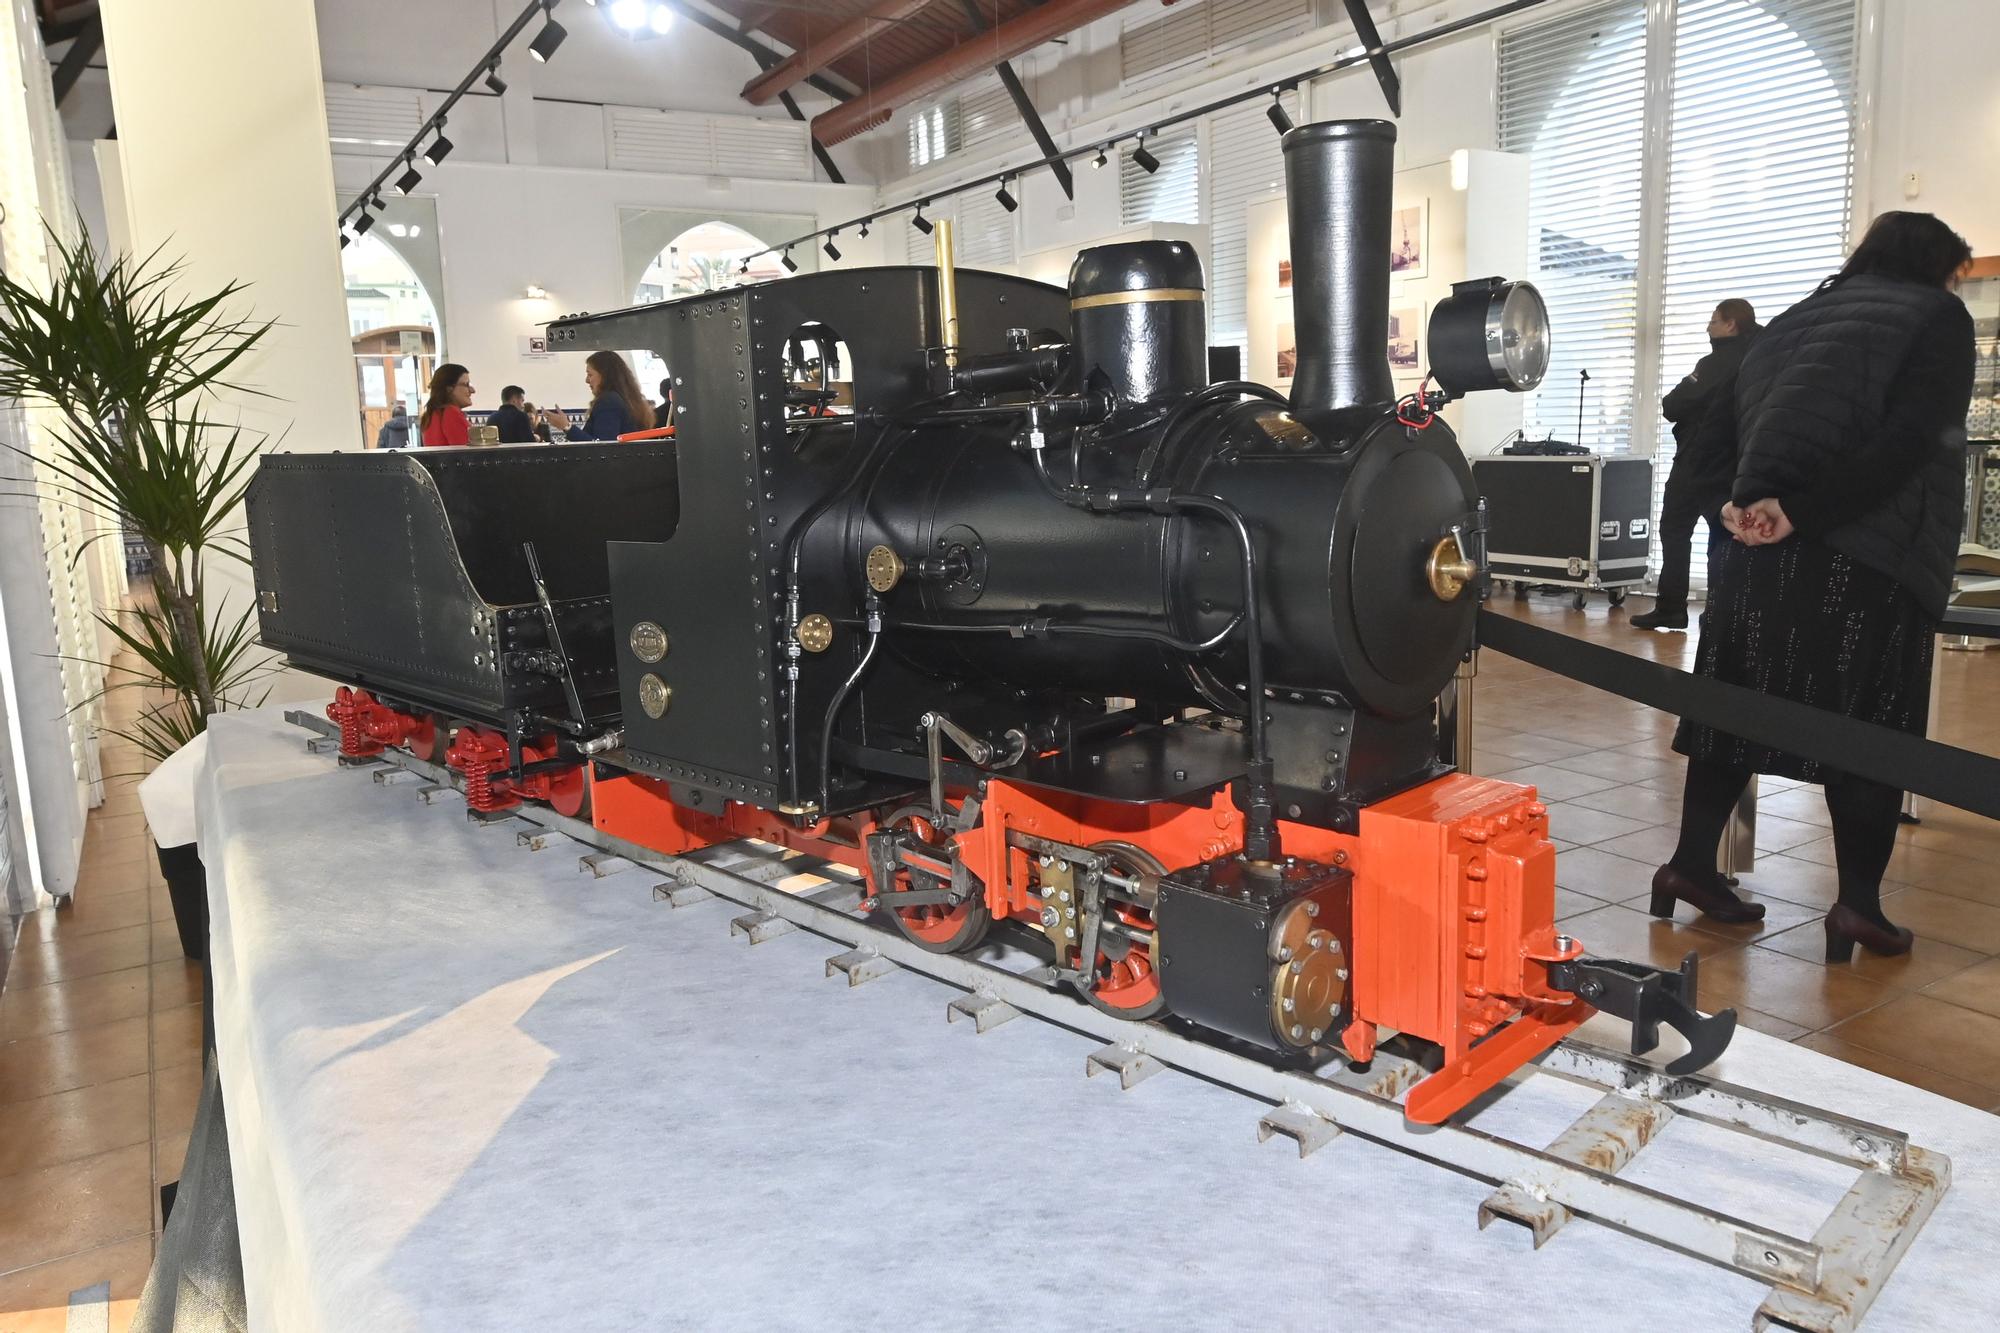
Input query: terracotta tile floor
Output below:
<box><xmin>0</xmin><ymin>590</ymin><xmax>1995</xmax><ymax>1329</ymax></box>
<box><xmin>0</xmin><ymin>720</ymin><xmax>200</xmax><ymax>1332</ymax></box>
<box><xmin>1482</xmin><ymin>591</ymin><xmax>2000</xmax><ymax>1111</ymax></box>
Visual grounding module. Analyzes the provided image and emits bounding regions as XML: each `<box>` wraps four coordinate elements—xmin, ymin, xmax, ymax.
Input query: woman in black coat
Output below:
<box><xmin>1651</xmin><ymin>211</ymin><xmax>1976</xmax><ymax>961</ymax></box>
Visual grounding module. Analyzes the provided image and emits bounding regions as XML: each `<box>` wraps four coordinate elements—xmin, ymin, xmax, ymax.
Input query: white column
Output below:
<box><xmin>99</xmin><ymin>0</ymin><xmax>361</xmax><ymax>703</ymax></box>
<box><xmin>98</xmin><ymin>0</ymin><xmax>359</xmax><ymax>455</ymax></box>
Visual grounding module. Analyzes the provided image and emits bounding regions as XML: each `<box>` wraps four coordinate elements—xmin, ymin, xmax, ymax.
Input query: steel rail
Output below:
<box><xmin>289</xmin><ymin>710</ymin><xmax>1949</xmax><ymax>1332</ymax></box>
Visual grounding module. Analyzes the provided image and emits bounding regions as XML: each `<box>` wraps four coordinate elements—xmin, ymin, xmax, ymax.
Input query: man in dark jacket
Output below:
<box><xmin>491</xmin><ymin>385</ymin><xmax>538</xmax><ymax>444</ymax></box>
<box><xmin>1631</xmin><ymin>298</ymin><xmax>1760</xmax><ymax>629</ymax></box>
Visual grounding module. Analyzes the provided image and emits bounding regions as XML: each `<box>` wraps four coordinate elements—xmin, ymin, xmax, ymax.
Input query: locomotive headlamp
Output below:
<box><xmin>1426</xmin><ymin>277</ymin><xmax>1550</xmax><ymax>396</ymax></box>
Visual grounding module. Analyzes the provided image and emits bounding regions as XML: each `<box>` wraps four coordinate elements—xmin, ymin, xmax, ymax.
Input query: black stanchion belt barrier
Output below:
<box><xmin>1475</xmin><ymin>609</ymin><xmax>2000</xmax><ymax>822</ymax></box>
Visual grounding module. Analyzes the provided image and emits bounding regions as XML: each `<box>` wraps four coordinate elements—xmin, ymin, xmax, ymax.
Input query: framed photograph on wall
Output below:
<box><xmin>1276</xmin><ymin>318</ymin><xmax>1298</xmax><ymax>385</ymax></box>
<box><xmin>1388</xmin><ymin>302</ymin><xmax>1424</xmax><ymax>378</ymax></box>
<box><xmin>1278</xmin><ymin>258</ymin><xmax>1293</xmax><ymax>290</ymax></box>
<box><xmin>1390</xmin><ymin>199</ymin><xmax>1428</xmax><ymax>279</ymax></box>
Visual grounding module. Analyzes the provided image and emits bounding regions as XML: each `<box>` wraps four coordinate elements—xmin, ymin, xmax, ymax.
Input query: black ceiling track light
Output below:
<box><xmin>529</xmin><ymin>3</ymin><xmax>567</xmax><ymax>62</ymax></box>
<box><xmin>337</xmin><ymin>0</ymin><xmax>578</xmax><ymax>239</ymax></box>
<box><xmin>911</xmin><ymin>206</ymin><xmax>932</xmax><ymax>235</ymax></box>
<box><xmin>1092</xmin><ymin>148</ymin><xmax>1108</xmax><ymax>169</ymax></box>
<box><xmin>1131</xmin><ymin>137</ymin><xmax>1160</xmax><ymax>174</ymax></box>
<box><xmin>780</xmin><ymin>248</ymin><xmax>799</xmax><ymax>273</ymax></box>
<box><xmin>995</xmin><ymin>177</ymin><xmax>1018</xmax><ymax>212</ymax></box>
<box><xmin>822</xmin><ymin>233</ymin><xmax>841</xmax><ymax>262</ymax></box>
<box><xmin>1267</xmin><ymin>91</ymin><xmax>1295</xmax><ymax>135</ymax></box>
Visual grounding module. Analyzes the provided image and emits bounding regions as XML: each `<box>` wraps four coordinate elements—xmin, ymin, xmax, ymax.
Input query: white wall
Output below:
<box><xmin>329</xmin><ymin>155</ymin><xmax>887</xmax><ymax>410</ymax></box>
<box><xmin>1867</xmin><ymin>0</ymin><xmax>2000</xmax><ymax>253</ymax></box>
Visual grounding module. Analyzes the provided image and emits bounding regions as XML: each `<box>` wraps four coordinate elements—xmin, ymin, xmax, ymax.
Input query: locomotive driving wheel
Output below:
<box><xmin>1080</xmin><ymin>841</ymin><xmax>1168</xmax><ymax>1021</ymax></box>
<box><xmin>879</xmin><ymin>805</ymin><xmax>992</xmax><ymax>954</ymax></box>
<box><xmin>407</xmin><ymin>713</ymin><xmax>450</xmax><ymax>765</ymax></box>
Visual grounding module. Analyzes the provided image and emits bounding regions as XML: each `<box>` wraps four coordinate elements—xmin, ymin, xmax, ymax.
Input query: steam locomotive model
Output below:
<box><xmin>248</xmin><ymin>119</ymin><xmax>1735</xmax><ymax>1124</ymax></box>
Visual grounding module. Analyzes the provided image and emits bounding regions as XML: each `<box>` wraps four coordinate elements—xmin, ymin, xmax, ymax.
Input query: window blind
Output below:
<box><xmin>1500</xmin><ymin>0</ymin><xmax>1856</xmax><ymax>590</ymax></box>
<box><xmin>1205</xmin><ymin>89</ymin><xmax>1299</xmax><ymax>357</ymax></box>
<box><xmin>1498</xmin><ymin>0</ymin><xmax>1649</xmax><ymax>453</ymax></box>
<box><xmin>1121</xmin><ymin>129</ymin><xmax>1201</xmax><ymax>227</ymax></box>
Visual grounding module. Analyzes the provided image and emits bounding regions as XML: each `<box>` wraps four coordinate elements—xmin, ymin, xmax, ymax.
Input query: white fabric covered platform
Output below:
<box><xmin>195</xmin><ymin>708</ymin><xmax>1998</xmax><ymax>1331</ymax></box>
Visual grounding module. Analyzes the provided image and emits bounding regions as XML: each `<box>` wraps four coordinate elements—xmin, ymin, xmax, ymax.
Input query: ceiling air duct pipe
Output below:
<box><xmin>1282</xmin><ymin>118</ymin><xmax>1398</xmax><ymax>429</ymax></box>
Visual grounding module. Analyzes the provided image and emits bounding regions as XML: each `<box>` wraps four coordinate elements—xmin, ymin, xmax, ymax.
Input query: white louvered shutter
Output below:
<box><xmin>1649</xmin><ymin>0</ymin><xmax>1857</xmax><ymax>576</ymax></box>
<box><xmin>1499</xmin><ymin>0</ymin><xmax>1649</xmax><ymax>453</ymax></box>
<box><xmin>1121</xmin><ymin>0</ymin><xmax>1313</xmax><ymax>92</ymax></box>
<box><xmin>1204</xmin><ymin>89</ymin><xmax>1298</xmax><ymax>359</ymax></box>
<box><xmin>1121</xmin><ymin>129</ymin><xmax>1200</xmax><ymax>227</ymax></box>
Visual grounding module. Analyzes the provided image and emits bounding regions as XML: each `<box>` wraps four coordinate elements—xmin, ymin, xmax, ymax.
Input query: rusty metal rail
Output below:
<box><xmin>286</xmin><ymin>710</ymin><xmax>1950</xmax><ymax>1332</ymax></box>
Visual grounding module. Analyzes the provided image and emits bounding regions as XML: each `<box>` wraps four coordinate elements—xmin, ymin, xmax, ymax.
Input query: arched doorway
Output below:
<box><xmin>628</xmin><ymin>220</ymin><xmax>794</xmax><ymax>394</ymax></box>
<box><xmin>634</xmin><ymin>219</ymin><xmax>789</xmax><ymax>303</ymax></box>
<box><xmin>344</xmin><ymin>231</ymin><xmax>442</xmax><ymax>445</ymax></box>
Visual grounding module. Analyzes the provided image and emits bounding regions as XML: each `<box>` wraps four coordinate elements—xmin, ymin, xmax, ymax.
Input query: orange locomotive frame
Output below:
<box><xmin>329</xmin><ymin>687</ymin><xmax>1590</xmax><ymax>1124</ymax></box>
<box><xmin>587</xmin><ymin>762</ymin><xmax>1590</xmax><ymax>1126</ymax></box>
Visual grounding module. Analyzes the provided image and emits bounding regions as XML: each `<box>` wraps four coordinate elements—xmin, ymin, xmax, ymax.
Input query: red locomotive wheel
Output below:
<box><xmin>549</xmin><ymin>763</ymin><xmax>590</xmax><ymax>820</ymax></box>
<box><xmin>1080</xmin><ymin>842</ymin><xmax>1169</xmax><ymax>1020</ymax></box>
<box><xmin>406</xmin><ymin>714</ymin><xmax>449</xmax><ymax>765</ymax></box>
<box><xmin>879</xmin><ymin>805</ymin><xmax>991</xmax><ymax>954</ymax></box>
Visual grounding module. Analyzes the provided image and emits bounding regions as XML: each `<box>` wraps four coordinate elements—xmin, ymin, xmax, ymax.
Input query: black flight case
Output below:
<box><xmin>1471</xmin><ymin>452</ymin><xmax>1653</xmax><ymax>610</ymax></box>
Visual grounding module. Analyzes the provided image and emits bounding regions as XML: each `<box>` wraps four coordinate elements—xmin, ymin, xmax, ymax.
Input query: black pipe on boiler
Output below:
<box><xmin>1283</xmin><ymin>119</ymin><xmax>1398</xmax><ymax>430</ymax></box>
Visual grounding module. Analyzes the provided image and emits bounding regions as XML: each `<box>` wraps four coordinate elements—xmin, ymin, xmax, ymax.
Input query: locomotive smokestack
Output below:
<box><xmin>1282</xmin><ymin>119</ymin><xmax>1397</xmax><ymax>424</ymax></box>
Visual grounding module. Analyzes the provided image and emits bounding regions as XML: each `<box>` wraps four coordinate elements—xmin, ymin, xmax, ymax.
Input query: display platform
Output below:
<box><xmin>194</xmin><ymin>708</ymin><xmax>1998</xmax><ymax>1331</ymax></box>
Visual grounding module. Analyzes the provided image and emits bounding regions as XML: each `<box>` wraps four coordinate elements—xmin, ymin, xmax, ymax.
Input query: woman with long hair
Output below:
<box><xmin>419</xmin><ymin>363</ymin><xmax>475</xmax><ymax>447</ymax></box>
<box><xmin>1652</xmin><ymin>212</ymin><xmax>1976</xmax><ymax>961</ymax></box>
<box><xmin>544</xmin><ymin>350</ymin><xmax>654</xmax><ymax>441</ymax></box>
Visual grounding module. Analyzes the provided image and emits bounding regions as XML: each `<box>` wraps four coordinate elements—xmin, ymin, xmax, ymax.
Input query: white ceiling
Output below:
<box><xmin>312</xmin><ymin>0</ymin><xmax>836</xmax><ymax>118</ymax></box>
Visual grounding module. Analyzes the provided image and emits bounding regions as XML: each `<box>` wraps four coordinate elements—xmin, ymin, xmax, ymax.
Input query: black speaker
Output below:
<box><xmin>1207</xmin><ymin>345</ymin><xmax>1241</xmax><ymax>382</ymax></box>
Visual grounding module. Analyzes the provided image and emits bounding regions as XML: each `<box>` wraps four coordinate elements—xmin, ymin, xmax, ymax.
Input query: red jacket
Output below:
<box><xmin>421</xmin><ymin>405</ymin><xmax>469</xmax><ymax>446</ymax></box>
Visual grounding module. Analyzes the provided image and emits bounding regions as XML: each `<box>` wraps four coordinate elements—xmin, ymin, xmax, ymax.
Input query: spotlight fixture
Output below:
<box><xmin>740</xmin><ymin>258</ymin><xmax>753</xmax><ymax>275</ymax></box>
<box><xmin>339</xmin><ymin>231</ymin><xmax>351</xmax><ymax>249</ymax></box>
<box><xmin>610</xmin><ymin>0</ymin><xmax>646</xmax><ymax>28</ymax></box>
<box><xmin>911</xmin><ymin>207</ymin><xmax>932</xmax><ymax>235</ymax></box>
<box><xmin>823</xmin><ymin>234</ymin><xmax>841</xmax><ymax>263</ymax></box>
<box><xmin>484</xmin><ymin>63</ymin><xmax>507</xmax><ymax>96</ymax></box>
<box><xmin>781</xmin><ymin>248</ymin><xmax>799</xmax><ymax>273</ymax></box>
<box><xmin>1093</xmin><ymin>148</ymin><xmax>1108</xmax><ymax>169</ymax></box>
<box><xmin>353</xmin><ymin>212</ymin><xmax>376</xmax><ymax>236</ymax></box>
<box><xmin>1267</xmin><ymin>93</ymin><xmax>1294</xmax><ymax>135</ymax></box>
<box><xmin>387</xmin><ymin>223</ymin><xmax>409</xmax><ymax>238</ymax></box>
<box><xmin>995</xmin><ymin>178</ymin><xmax>1017</xmax><ymax>212</ymax></box>
<box><xmin>394</xmin><ymin>162</ymin><xmax>423</xmax><ymax>194</ymax></box>
<box><xmin>524</xmin><ymin>284</ymin><xmax>548</xmax><ymax>300</ymax></box>
<box><xmin>1131</xmin><ymin>138</ymin><xmax>1160</xmax><ymax>174</ymax></box>
<box><xmin>529</xmin><ymin>11</ymin><xmax>567</xmax><ymax>62</ymax></box>
<box><xmin>423</xmin><ymin>127</ymin><xmax>453</xmax><ymax>165</ymax></box>
<box><xmin>858</xmin><ymin>220</ymin><xmax>870</xmax><ymax>238</ymax></box>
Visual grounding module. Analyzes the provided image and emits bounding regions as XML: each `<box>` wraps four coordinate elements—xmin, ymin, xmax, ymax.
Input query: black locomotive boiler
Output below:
<box><xmin>249</xmin><ymin>118</ymin><xmax>1732</xmax><ymax>1124</ymax></box>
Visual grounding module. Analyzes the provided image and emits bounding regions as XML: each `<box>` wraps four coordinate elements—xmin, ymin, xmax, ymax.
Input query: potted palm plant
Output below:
<box><xmin>0</xmin><ymin>226</ymin><xmax>277</xmax><ymax>959</ymax></box>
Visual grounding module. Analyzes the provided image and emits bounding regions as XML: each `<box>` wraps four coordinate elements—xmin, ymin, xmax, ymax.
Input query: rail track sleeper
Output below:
<box><xmin>1086</xmin><ymin>1043</ymin><xmax>1165</xmax><ymax>1090</ymax></box>
<box><xmin>579</xmin><ymin>851</ymin><xmax>629</xmax><ymax>878</ymax></box>
<box><xmin>1259</xmin><ymin>1101</ymin><xmax>1342</xmax><ymax>1158</ymax></box>
<box><xmin>826</xmin><ymin>948</ymin><xmax>895</xmax><ymax>987</ymax></box>
<box><xmin>729</xmin><ymin>910</ymin><xmax>794</xmax><ymax>944</ymax></box>
<box><xmin>946</xmin><ymin>991</ymin><xmax>1018</xmax><ymax>1033</ymax></box>
<box><xmin>1479</xmin><ymin>1092</ymin><xmax>1675</xmax><ymax>1248</ymax></box>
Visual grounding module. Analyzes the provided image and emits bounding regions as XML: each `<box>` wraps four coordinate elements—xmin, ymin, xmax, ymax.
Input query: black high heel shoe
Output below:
<box><xmin>1823</xmin><ymin>903</ymin><xmax>1914</xmax><ymax>963</ymax></box>
<box><xmin>1649</xmin><ymin>865</ymin><xmax>1767</xmax><ymax>924</ymax></box>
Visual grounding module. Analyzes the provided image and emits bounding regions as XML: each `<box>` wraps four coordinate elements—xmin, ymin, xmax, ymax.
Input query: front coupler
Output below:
<box><xmin>1547</xmin><ymin>950</ymin><xmax>1738</xmax><ymax>1076</ymax></box>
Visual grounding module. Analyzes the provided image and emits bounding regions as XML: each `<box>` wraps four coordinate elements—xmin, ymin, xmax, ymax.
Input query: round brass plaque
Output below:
<box><xmin>629</xmin><ymin>620</ymin><xmax>669</xmax><ymax>663</ymax></box>
<box><xmin>638</xmin><ymin>673</ymin><xmax>672</xmax><ymax>719</ymax></box>
<box><xmin>796</xmin><ymin>613</ymin><xmax>834</xmax><ymax>653</ymax></box>
<box><xmin>865</xmin><ymin>544</ymin><xmax>906</xmax><ymax>594</ymax></box>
